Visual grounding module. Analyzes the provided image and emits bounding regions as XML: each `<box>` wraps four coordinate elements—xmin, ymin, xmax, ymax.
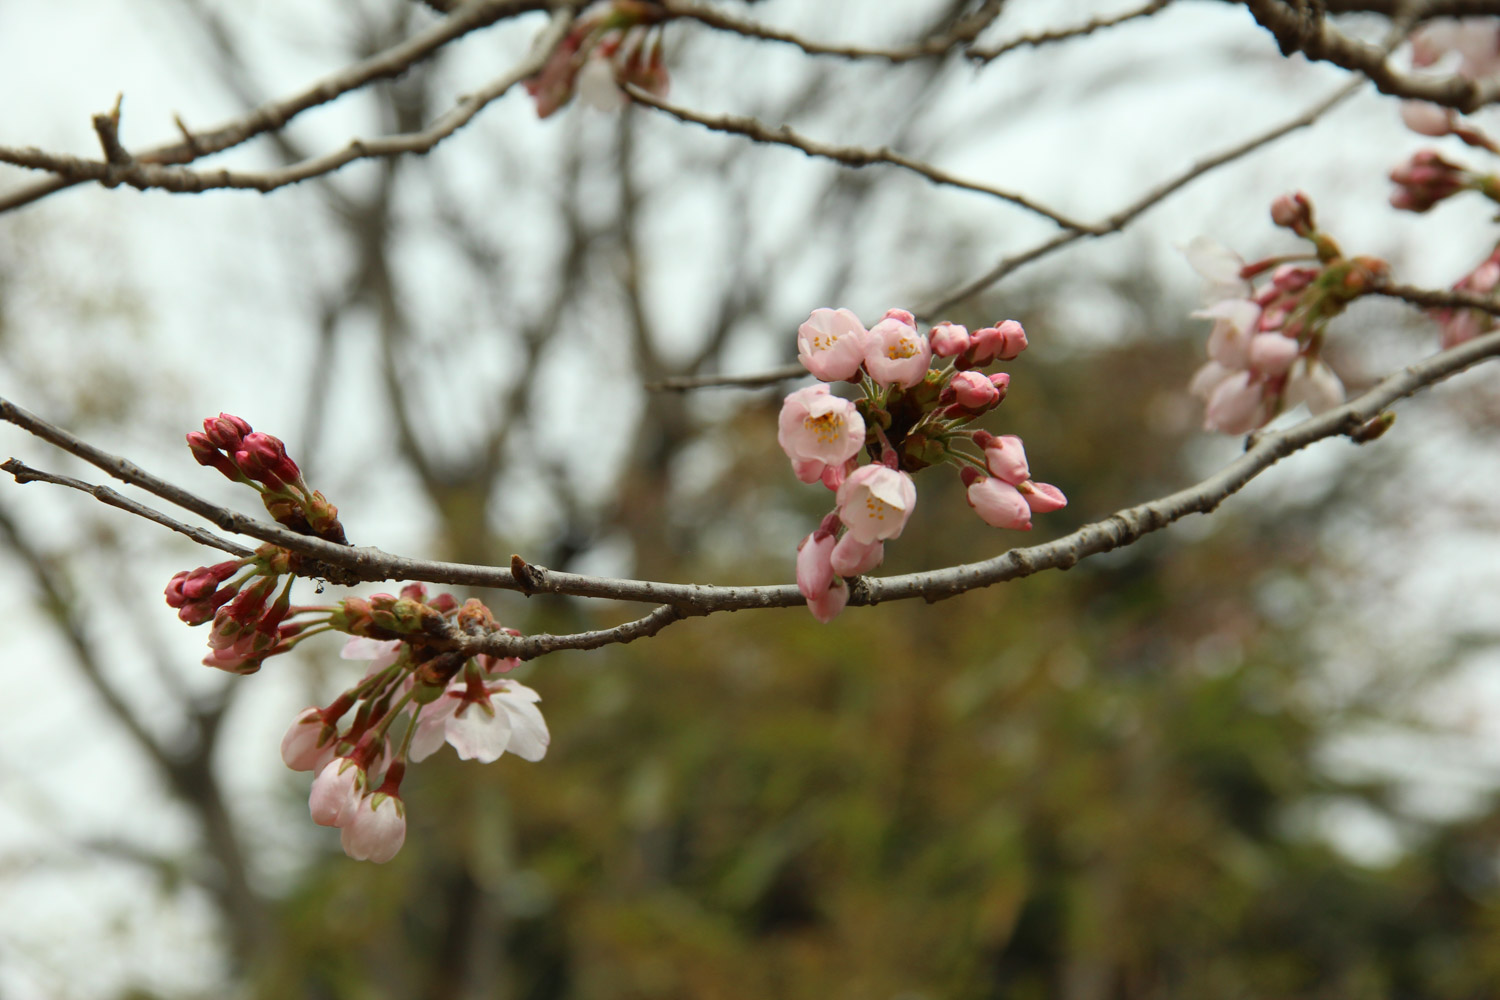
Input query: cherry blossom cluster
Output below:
<box><xmin>1184</xmin><ymin>194</ymin><xmax>1387</xmax><ymax>435</ymax></box>
<box><xmin>780</xmin><ymin>308</ymin><xmax>1066</xmax><ymax>621</ymax></box>
<box><xmin>1398</xmin><ymin>18</ymin><xmax>1500</xmax><ymax>153</ymax></box>
<box><xmin>284</xmin><ymin>586</ymin><xmax>548</xmax><ymax>864</ymax></box>
<box><xmin>526</xmin><ymin>0</ymin><xmax>668</xmax><ymax>118</ymax></box>
<box><xmin>166</xmin><ymin>416</ymin><xmax>548</xmax><ymax>863</ymax></box>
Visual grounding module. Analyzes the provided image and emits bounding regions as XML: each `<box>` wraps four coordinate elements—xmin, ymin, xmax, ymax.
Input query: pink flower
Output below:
<box><xmin>967</xmin><ymin>477</ymin><xmax>1031</xmax><ymax>530</ymax></box>
<box><xmin>1020</xmin><ymin>481</ymin><xmax>1068</xmax><ymax>513</ymax></box>
<box><xmin>1432</xmin><ymin>247</ymin><xmax>1500</xmax><ymax>347</ymax></box>
<box><xmin>1411</xmin><ymin>19</ymin><xmax>1500</xmax><ymax>79</ymax></box>
<box><xmin>341</xmin><ymin>636</ymin><xmax>404</xmax><ymax>672</ymax></box>
<box><xmin>1195</xmin><ymin>298</ymin><xmax>1262</xmax><ymax>368</ymax></box>
<box><xmin>797</xmin><ymin>308</ymin><xmax>868</xmax><ymax>381</ymax></box>
<box><xmin>281</xmin><ymin>708</ymin><xmax>337</xmax><ymax>772</ymax></box>
<box><xmin>310</xmin><ymin>758</ymin><xmax>365</xmax><ymax>827</ymax></box>
<box><xmin>863</xmin><ymin>309</ymin><xmax>932</xmax><ymax>388</ymax></box>
<box><xmin>1284</xmin><ymin>361</ymin><xmax>1344</xmax><ymax>415</ymax></box>
<box><xmin>969</xmin><ymin>320</ymin><xmax>1027</xmax><ymax>365</ymax></box>
<box><xmin>1400</xmin><ymin>101</ymin><xmax>1454</xmax><ymax>138</ymax></box>
<box><xmin>340</xmin><ymin>793</ymin><xmax>406</xmax><ymax>863</ymax></box>
<box><xmin>982</xmin><ymin>434</ymin><xmax>1029</xmax><ymax>486</ymax></box>
<box><xmin>1390</xmin><ymin>149</ymin><xmax>1468</xmax><ymax>212</ymax></box>
<box><xmin>947</xmin><ymin>371</ymin><xmax>1000</xmax><ymax>411</ymax></box>
<box><xmin>795</xmin><ymin>530</ymin><xmax>836</xmax><ymax>599</ymax></box>
<box><xmin>929</xmin><ymin>322</ymin><xmax>970</xmax><ymax>358</ymax></box>
<box><xmin>409</xmin><ymin>679</ymin><xmax>549</xmax><ymax>764</ymax></box>
<box><xmin>830</xmin><ymin>534</ymin><xmax>884</xmax><ymax>577</ymax></box>
<box><xmin>1188</xmin><ymin>360</ymin><xmax>1234</xmax><ymax>401</ymax></box>
<box><xmin>1247</xmin><ymin>333</ymin><xmax>1299</xmax><ymax>376</ymax></box>
<box><xmin>836</xmin><ymin>464</ymin><xmax>916</xmax><ymax>544</ymax></box>
<box><xmin>1204</xmin><ymin>370</ymin><xmax>1266</xmax><ymax>434</ymax></box>
<box><xmin>1182</xmin><ymin>236</ymin><xmax>1251</xmax><ymax>302</ymax></box>
<box><xmin>806</xmin><ymin>578</ymin><xmax>849</xmax><ymax>623</ymax></box>
<box><xmin>777</xmin><ymin>385</ymin><xmax>866</xmax><ymax>480</ymax></box>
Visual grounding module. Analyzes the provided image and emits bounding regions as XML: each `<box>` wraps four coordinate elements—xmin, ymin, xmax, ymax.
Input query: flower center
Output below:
<box><xmin>863</xmin><ymin>494</ymin><xmax>894</xmax><ymax>522</ymax></box>
<box><xmin>803</xmin><ymin>412</ymin><xmax>843</xmax><ymax>443</ymax></box>
<box><xmin>885</xmin><ymin>337</ymin><xmax>917</xmax><ymax>361</ymax></box>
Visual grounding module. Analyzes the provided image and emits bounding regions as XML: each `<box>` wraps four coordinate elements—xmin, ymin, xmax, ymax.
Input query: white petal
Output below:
<box><xmin>498</xmin><ymin>699</ymin><xmax>550</xmax><ymax>762</ymax></box>
<box><xmin>446</xmin><ymin>702</ymin><xmax>511</xmax><ymax>763</ymax></box>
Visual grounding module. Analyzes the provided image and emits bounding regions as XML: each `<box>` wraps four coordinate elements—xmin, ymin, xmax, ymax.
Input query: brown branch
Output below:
<box><xmin>921</xmin><ymin>75</ymin><xmax>1364</xmax><ymax>316</ymax></box>
<box><xmin>969</xmin><ymin>0</ymin><xmax>1176</xmax><ymax>63</ymax></box>
<box><xmin>645</xmin><ymin>363</ymin><xmax>808</xmax><ymax>391</ymax></box>
<box><xmin>0</xmin><ymin>12</ymin><xmax>573</xmax><ymax>197</ymax></box>
<box><xmin>1373</xmin><ymin>282</ymin><xmax>1500</xmax><ymax>313</ymax></box>
<box><xmin>0</xmin><ymin>0</ymin><xmax>553</xmax><ymax>212</ymax></box>
<box><xmin>7</xmin><ymin>316</ymin><xmax>1500</xmax><ymax>651</ymax></box>
<box><xmin>659</xmin><ymin>0</ymin><xmax>1003</xmax><ymax>63</ymax></box>
<box><xmin>1240</xmin><ymin>0</ymin><xmax>1500</xmax><ymax>111</ymax></box>
<box><xmin>623</xmin><ymin>85</ymin><xmax>1097</xmax><ymax>233</ymax></box>
<box><xmin>0</xmin><ymin>459</ymin><xmax>253</xmax><ymax>557</ymax></box>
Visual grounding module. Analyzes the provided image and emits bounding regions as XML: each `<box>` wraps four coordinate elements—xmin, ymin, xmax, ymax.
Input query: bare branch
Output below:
<box><xmin>0</xmin><ymin>11</ymin><xmax>573</xmax><ymax>196</ymax></box>
<box><xmin>969</xmin><ymin>0</ymin><xmax>1175</xmax><ymax>63</ymax></box>
<box><xmin>0</xmin><ymin>0</ymin><xmax>553</xmax><ymax>212</ymax></box>
<box><xmin>0</xmin><ymin>459</ymin><xmax>253</xmax><ymax>557</ymax></box>
<box><xmin>624</xmin><ymin>85</ymin><xmax>1098</xmax><ymax>233</ymax></box>
<box><xmin>1240</xmin><ymin>0</ymin><xmax>1500</xmax><ymax>111</ymax></box>
<box><xmin>659</xmin><ymin>0</ymin><xmax>1002</xmax><ymax>63</ymax></box>
<box><xmin>646</xmin><ymin>363</ymin><xmax>807</xmax><ymax>391</ymax></box>
<box><xmin>922</xmin><ymin>76</ymin><xmax>1364</xmax><ymax>316</ymax></box>
<box><xmin>8</xmin><ymin>319</ymin><xmax>1500</xmax><ymax>649</ymax></box>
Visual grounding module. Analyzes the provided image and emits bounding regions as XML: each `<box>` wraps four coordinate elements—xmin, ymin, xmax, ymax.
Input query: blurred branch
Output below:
<box><xmin>646</xmin><ymin>363</ymin><xmax>807</xmax><ymax>391</ymax></box>
<box><xmin>0</xmin><ymin>11</ymin><xmax>573</xmax><ymax>197</ymax></box>
<box><xmin>9</xmin><ymin>317</ymin><xmax>1500</xmax><ymax>656</ymax></box>
<box><xmin>1240</xmin><ymin>0</ymin><xmax>1500</xmax><ymax>111</ymax></box>
<box><xmin>659</xmin><ymin>0</ymin><xmax>1002</xmax><ymax>62</ymax></box>
<box><xmin>921</xmin><ymin>75</ymin><xmax>1364</xmax><ymax>316</ymax></box>
<box><xmin>0</xmin><ymin>459</ymin><xmax>253</xmax><ymax>557</ymax></box>
<box><xmin>625</xmin><ymin>85</ymin><xmax>1097</xmax><ymax>233</ymax></box>
<box><xmin>969</xmin><ymin>0</ymin><xmax>1175</xmax><ymax>63</ymax></box>
<box><xmin>0</xmin><ymin>0</ymin><xmax>555</xmax><ymax>212</ymax></box>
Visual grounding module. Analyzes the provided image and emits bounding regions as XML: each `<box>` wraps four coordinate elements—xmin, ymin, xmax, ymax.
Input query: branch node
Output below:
<box><xmin>1349</xmin><ymin>410</ymin><xmax>1396</xmax><ymax>443</ymax></box>
<box><xmin>510</xmin><ymin>553</ymin><xmax>543</xmax><ymax>595</ymax></box>
<box><xmin>92</xmin><ymin>94</ymin><xmax>132</xmax><ymax>169</ymax></box>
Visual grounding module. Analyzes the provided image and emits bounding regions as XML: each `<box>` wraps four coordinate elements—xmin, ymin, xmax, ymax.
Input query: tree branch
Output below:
<box><xmin>969</xmin><ymin>0</ymin><xmax>1176</xmax><ymax>63</ymax></box>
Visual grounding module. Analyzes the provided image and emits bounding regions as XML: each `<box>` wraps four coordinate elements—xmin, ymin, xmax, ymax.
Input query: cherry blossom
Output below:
<box><xmin>340</xmin><ymin>793</ymin><xmax>406</xmax><ymax>864</ymax></box>
<box><xmin>797</xmin><ymin>308</ymin><xmax>868</xmax><ymax>381</ymax></box>
<box><xmin>836</xmin><ymin>464</ymin><xmax>916</xmax><ymax>544</ymax></box>
<box><xmin>410</xmin><ymin>679</ymin><xmax>550</xmax><ymax>765</ymax></box>
<box><xmin>863</xmin><ymin>309</ymin><xmax>932</xmax><ymax>388</ymax></box>
<box><xmin>310</xmin><ymin>758</ymin><xmax>365</xmax><ymax>828</ymax></box>
<box><xmin>777</xmin><ymin>385</ymin><xmax>866</xmax><ymax>482</ymax></box>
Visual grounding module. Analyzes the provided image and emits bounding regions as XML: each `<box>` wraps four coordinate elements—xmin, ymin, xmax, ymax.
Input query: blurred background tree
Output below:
<box><xmin>2</xmin><ymin>1</ymin><xmax>1500</xmax><ymax>998</ymax></box>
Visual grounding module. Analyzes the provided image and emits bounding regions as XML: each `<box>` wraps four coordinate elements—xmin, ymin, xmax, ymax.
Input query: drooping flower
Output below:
<box><xmin>1182</xmin><ymin>236</ymin><xmax>1252</xmax><ymax>302</ymax></box>
<box><xmin>340</xmin><ymin>792</ymin><xmax>406</xmax><ymax>863</ymax></box>
<box><xmin>967</xmin><ymin>476</ymin><xmax>1032</xmax><ymax>530</ymax></box>
<box><xmin>410</xmin><ymin>679</ymin><xmax>550</xmax><ymax>765</ymax></box>
<box><xmin>836</xmin><ymin>464</ymin><xmax>916</xmax><ymax>543</ymax></box>
<box><xmin>281</xmin><ymin>708</ymin><xmax>338</xmax><ymax>773</ymax></box>
<box><xmin>310</xmin><ymin>757</ymin><xmax>365</xmax><ymax>828</ymax></box>
<box><xmin>796</xmin><ymin>529</ymin><xmax>837</xmax><ymax>599</ymax></box>
<box><xmin>968</xmin><ymin>320</ymin><xmax>1027</xmax><ymax>365</ymax></box>
<box><xmin>830</xmin><ymin>534</ymin><xmax>883</xmax><ymax>577</ymax></box>
<box><xmin>797</xmin><ymin>308</ymin><xmax>868</xmax><ymax>381</ymax></box>
<box><xmin>928</xmin><ymin>322</ymin><xmax>970</xmax><ymax>358</ymax></box>
<box><xmin>777</xmin><ymin>385</ymin><xmax>866</xmax><ymax>482</ymax></box>
<box><xmin>1283</xmin><ymin>360</ymin><xmax>1345</xmax><ymax>415</ymax></box>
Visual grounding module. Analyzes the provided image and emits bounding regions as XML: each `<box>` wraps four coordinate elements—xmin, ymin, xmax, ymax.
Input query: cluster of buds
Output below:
<box><xmin>1398</xmin><ymin>19</ymin><xmax>1500</xmax><ymax>152</ymax></box>
<box><xmin>166</xmin><ymin>545</ymin><xmax>308</xmax><ymax>673</ymax></box>
<box><xmin>166</xmin><ymin>415</ymin><xmax>548</xmax><ymax>862</ymax></box>
<box><xmin>187</xmin><ymin>413</ymin><xmax>345</xmax><ymax>545</ymax></box>
<box><xmin>1184</xmin><ymin>193</ymin><xmax>1387</xmax><ymax>435</ymax></box>
<box><xmin>1430</xmin><ymin>244</ymin><xmax>1500</xmax><ymax>348</ymax></box>
<box><xmin>526</xmin><ymin>0</ymin><xmax>668</xmax><ymax>118</ymax></box>
<box><xmin>281</xmin><ymin>585</ymin><xmax>548</xmax><ymax>864</ymax></box>
<box><xmin>780</xmin><ymin>307</ymin><xmax>1066</xmax><ymax>622</ymax></box>
<box><xmin>1387</xmin><ymin>149</ymin><xmax>1490</xmax><ymax>213</ymax></box>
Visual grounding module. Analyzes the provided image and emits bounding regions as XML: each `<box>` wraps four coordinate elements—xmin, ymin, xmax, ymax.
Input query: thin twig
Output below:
<box><xmin>624</xmin><ymin>85</ymin><xmax>1098</xmax><ymax>233</ymax></box>
<box><xmin>646</xmin><ymin>363</ymin><xmax>807</xmax><ymax>391</ymax></box>
<box><xmin>0</xmin><ymin>459</ymin><xmax>253</xmax><ymax>557</ymax></box>
<box><xmin>0</xmin><ymin>0</ymin><xmax>552</xmax><ymax>213</ymax></box>
<box><xmin>6</xmin><ymin>321</ymin><xmax>1500</xmax><ymax>636</ymax></box>
<box><xmin>920</xmin><ymin>76</ymin><xmax>1364</xmax><ymax>316</ymax></box>
<box><xmin>0</xmin><ymin>11</ymin><xmax>573</xmax><ymax>197</ymax></box>
<box><xmin>1240</xmin><ymin>0</ymin><xmax>1500</xmax><ymax>111</ymax></box>
<box><xmin>659</xmin><ymin>0</ymin><xmax>1002</xmax><ymax>63</ymax></box>
<box><xmin>969</xmin><ymin>0</ymin><xmax>1176</xmax><ymax>63</ymax></box>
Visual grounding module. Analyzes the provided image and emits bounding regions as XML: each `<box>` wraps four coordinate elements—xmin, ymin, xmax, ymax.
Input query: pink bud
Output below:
<box><xmin>969</xmin><ymin>320</ymin><xmax>1027</xmax><ymax>365</ymax></box>
<box><xmin>239</xmin><ymin>432</ymin><xmax>302</xmax><ymax>486</ymax></box>
<box><xmin>928</xmin><ymin>322</ymin><xmax>970</xmax><ymax>358</ymax></box>
<box><xmin>1400</xmin><ymin>101</ymin><xmax>1453</xmax><ymax>137</ymax></box>
<box><xmin>984</xmin><ymin>435</ymin><xmax>1030</xmax><ymax>485</ymax></box>
<box><xmin>1269</xmin><ymin>191</ymin><xmax>1313</xmax><ymax>231</ymax></box>
<box><xmin>806</xmin><ymin>577</ymin><xmax>849</xmax><ymax>624</ymax></box>
<box><xmin>966</xmin><ymin>477</ymin><xmax>1031</xmax><ymax>530</ymax></box>
<box><xmin>310</xmin><ymin>758</ymin><xmax>365</xmax><ymax>827</ymax></box>
<box><xmin>203</xmin><ymin>413</ymin><xmax>251</xmax><ymax>451</ymax></box>
<box><xmin>795</xmin><ymin>530</ymin><xmax>837</xmax><ymax>600</ymax></box>
<box><xmin>948</xmin><ymin>370</ymin><xmax>1000</xmax><ymax>411</ymax></box>
<box><xmin>1019</xmin><ymin>481</ymin><xmax>1068</xmax><ymax>514</ymax></box>
<box><xmin>281</xmin><ymin>708</ymin><xmax>337</xmax><ymax>772</ymax></box>
<box><xmin>1204</xmin><ymin>370</ymin><xmax>1266</xmax><ymax>435</ymax></box>
<box><xmin>830</xmin><ymin>534</ymin><xmax>884</xmax><ymax>577</ymax></box>
<box><xmin>340</xmin><ymin>793</ymin><xmax>407</xmax><ymax>863</ymax></box>
<box><xmin>1247</xmin><ymin>333</ymin><xmax>1299</xmax><ymax>376</ymax></box>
